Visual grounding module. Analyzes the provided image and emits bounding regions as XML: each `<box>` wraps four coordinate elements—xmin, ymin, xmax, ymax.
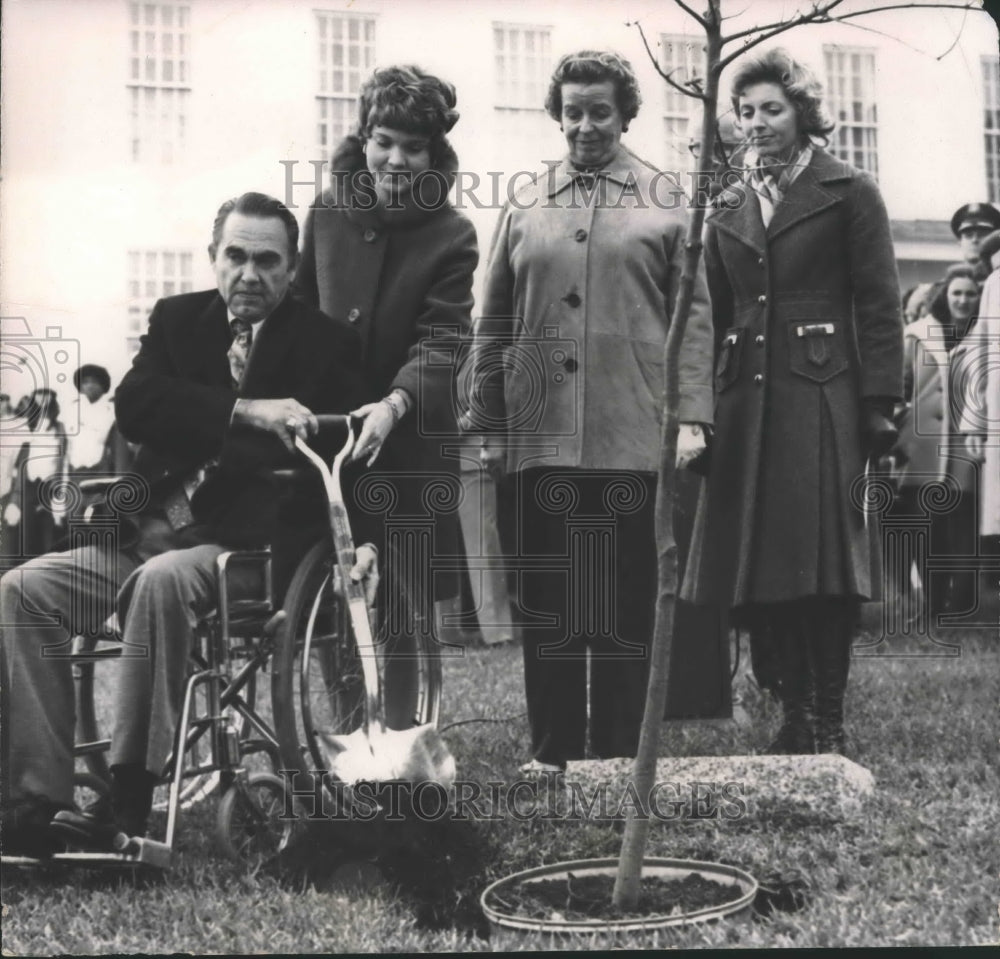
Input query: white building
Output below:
<box><xmin>1</xmin><ymin>0</ymin><xmax>998</xmax><ymax>405</ymax></box>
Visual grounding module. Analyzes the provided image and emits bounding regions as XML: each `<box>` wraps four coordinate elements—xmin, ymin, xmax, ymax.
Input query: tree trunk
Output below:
<box><xmin>612</xmin><ymin>5</ymin><xmax>724</xmax><ymax>910</ymax></box>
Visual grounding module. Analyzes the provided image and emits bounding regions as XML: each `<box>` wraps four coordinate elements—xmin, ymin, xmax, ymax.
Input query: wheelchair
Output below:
<box><xmin>13</xmin><ymin>417</ymin><xmax>444</xmax><ymax>870</ymax></box>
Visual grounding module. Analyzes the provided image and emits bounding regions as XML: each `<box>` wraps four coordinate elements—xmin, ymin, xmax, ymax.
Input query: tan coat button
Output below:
<box><xmin>347</xmin><ymin>308</ymin><xmax>361</xmax><ymax>323</ymax></box>
<box><xmin>363</xmin><ymin>228</ymin><xmax>377</xmax><ymax>242</ymax></box>
<box><xmin>757</xmin><ymin>294</ymin><xmax>766</xmax><ymax>304</ymax></box>
<box><xmin>754</xmin><ymin>374</ymin><xmax>764</xmax><ymax>384</ymax></box>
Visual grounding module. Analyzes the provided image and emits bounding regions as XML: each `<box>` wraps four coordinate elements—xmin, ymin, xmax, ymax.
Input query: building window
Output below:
<box><xmin>824</xmin><ymin>46</ymin><xmax>878</xmax><ymax>176</ymax></box>
<box><xmin>316</xmin><ymin>12</ymin><xmax>376</xmax><ymax>159</ymax></box>
<box><xmin>127</xmin><ymin>1</ymin><xmax>191</xmax><ymax>164</ymax></box>
<box><xmin>493</xmin><ymin>23</ymin><xmax>552</xmax><ymax>110</ymax></box>
<box><xmin>661</xmin><ymin>35</ymin><xmax>705</xmax><ymax>168</ymax></box>
<box><xmin>984</xmin><ymin>56</ymin><xmax>1000</xmax><ymax>203</ymax></box>
<box><xmin>127</xmin><ymin>250</ymin><xmax>194</xmax><ymax>354</ymax></box>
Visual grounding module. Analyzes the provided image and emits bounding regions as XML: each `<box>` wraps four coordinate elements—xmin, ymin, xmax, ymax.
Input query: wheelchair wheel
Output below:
<box><xmin>215</xmin><ymin>771</ymin><xmax>295</xmax><ymax>867</ymax></box>
<box><xmin>74</xmin><ymin>633</ymin><xmax>264</xmax><ymax>810</ymax></box>
<box><xmin>270</xmin><ymin>540</ymin><xmax>442</xmax><ymax>795</ymax></box>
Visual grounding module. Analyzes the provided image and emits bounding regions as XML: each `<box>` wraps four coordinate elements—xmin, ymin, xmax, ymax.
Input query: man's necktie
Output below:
<box><xmin>228</xmin><ymin>318</ymin><xmax>253</xmax><ymax>388</ymax></box>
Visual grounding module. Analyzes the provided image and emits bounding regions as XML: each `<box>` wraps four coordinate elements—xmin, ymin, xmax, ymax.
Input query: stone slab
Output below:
<box><xmin>562</xmin><ymin>754</ymin><xmax>874</xmax><ymax>824</ymax></box>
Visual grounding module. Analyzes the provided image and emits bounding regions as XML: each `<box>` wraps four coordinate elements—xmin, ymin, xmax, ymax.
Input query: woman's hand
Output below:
<box><xmin>676</xmin><ymin>423</ymin><xmax>708</xmax><ymax>470</ymax></box>
<box><xmin>350</xmin><ymin>401</ymin><xmax>397</xmax><ymax>466</ymax></box>
<box><xmin>349</xmin><ymin>543</ymin><xmax>380</xmax><ymax>609</ymax></box>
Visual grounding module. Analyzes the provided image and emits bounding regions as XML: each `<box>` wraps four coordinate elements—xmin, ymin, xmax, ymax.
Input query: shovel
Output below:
<box><xmin>293</xmin><ymin>416</ymin><xmax>456</xmax><ymax>789</ymax></box>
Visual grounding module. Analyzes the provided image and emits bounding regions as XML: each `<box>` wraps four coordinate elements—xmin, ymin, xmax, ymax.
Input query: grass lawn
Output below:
<box><xmin>2</xmin><ymin>623</ymin><xmax>998</xmax><ymax>953</ymax></box>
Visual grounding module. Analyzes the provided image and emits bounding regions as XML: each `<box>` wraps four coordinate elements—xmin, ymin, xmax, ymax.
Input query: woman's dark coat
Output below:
<box><xmin>296</xmin><ymin>136</ymin><xmax>479</xmax><ymax>581</ymax></box>
<box><xmin>681</xmin><ymin>149</ymin><xmax>903</xmax><ymax>608</ymax></box>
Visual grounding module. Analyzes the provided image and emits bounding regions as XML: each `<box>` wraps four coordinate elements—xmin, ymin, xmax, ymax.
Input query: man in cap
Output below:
<box><xmin>950</xmin><ymin>202</ymin><xmax>1000</xmax><ymax>285</ymax></box>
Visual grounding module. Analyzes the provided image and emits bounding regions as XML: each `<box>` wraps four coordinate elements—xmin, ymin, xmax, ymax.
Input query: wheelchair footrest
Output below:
<box><xmin>2</xmin><ymin>843</ymin><xmax>171</xmax><ymax>870</ymax></box>
<box><xmin>113</xmin><ymin>834</ymin><xmax>172</xmax><ymax>868</ymax></box>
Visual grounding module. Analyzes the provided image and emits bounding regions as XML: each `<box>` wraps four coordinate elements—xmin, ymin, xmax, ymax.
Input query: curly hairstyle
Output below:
<box><xmin>544</xmin><ymin>50</ymin><xmax>641</xmax><ymax>129</ymax></box>
<box><xmin>355</xmin><ymin>65</ymin><xmax>459</xmax><ymax>159</ymax></box>
<box><xmin>730</xmin><ymin>48</ymin><xmax>835</xmax><ymax>145</ymax></box>
<box><xmin>930</xmin><ymin>264</ymin><xmax>979</xmax><ymax>324</ymax></box>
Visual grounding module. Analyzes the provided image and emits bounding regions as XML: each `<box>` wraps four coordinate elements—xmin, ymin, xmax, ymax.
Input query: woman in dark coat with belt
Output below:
<box><xmin>681</xmin><ymin>49</ymin><xmax>903</xmax><ymax>755</ymax></box>
<box><xmin>296</xmin><ymin>65</ymin><xmax>478</xmax><ymax>636</ymax></box>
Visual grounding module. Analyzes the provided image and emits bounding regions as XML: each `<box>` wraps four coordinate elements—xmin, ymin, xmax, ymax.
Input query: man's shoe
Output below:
<box><xmin>49</xmin><ymin>796</ymin><xmax>131</xmax><ymax>852</ymax></box>
<box><xmin>1</xmin><ymin>798</ymin><xmax>67</xmax><ymax>858</ymax></box>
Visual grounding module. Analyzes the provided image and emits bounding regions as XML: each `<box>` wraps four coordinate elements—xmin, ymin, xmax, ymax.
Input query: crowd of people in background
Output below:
<box><xmin>891</xmin><ymin>201</ymin><xmax>1000</xmax><ymax>624</ymax></box>
<box><xmin>1</xmin><ymin>365</ymin><xmax>131</xmax><ymax>564</ymax></box>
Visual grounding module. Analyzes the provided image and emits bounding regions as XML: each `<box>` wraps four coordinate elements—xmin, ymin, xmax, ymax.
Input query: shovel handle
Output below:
<box><xmin>296</xmin><ymin>417</ymin><xmax>384</xmax><ymax>737</ymax></box>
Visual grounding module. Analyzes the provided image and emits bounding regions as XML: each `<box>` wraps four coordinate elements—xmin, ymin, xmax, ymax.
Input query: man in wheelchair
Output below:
<box><xmin>1</xmin><ymin>192</ymin><xmax>378</xmax><ymax>857</ymax></box>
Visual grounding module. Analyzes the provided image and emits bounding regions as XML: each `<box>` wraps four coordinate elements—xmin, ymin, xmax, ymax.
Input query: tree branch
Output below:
<box><xmin>674</xmin><ymin>0</ymin><xmax>709</xmax><ymax>28</ymax></box>
<box><xmin>720</xmin><ymin>0</ymin><xmax>976</xmax><ymax>67</ymax></box>
<box><xmin>721</xmin><ymin>0</ymin><xmax>846</xmax><ymax>45</ymax></box>
<box><xmin>831</xmin><ymin>2</ymin><xmax>977</xmax><ymax>24</ymax></box>
<box><xmin>632</xmin><ymin>20</ymin><xmax>708</xmax><ymax>101</ymax></box>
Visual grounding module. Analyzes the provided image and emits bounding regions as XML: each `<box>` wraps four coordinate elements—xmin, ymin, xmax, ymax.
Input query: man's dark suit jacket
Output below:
<box><xmin>114</xmin><ymin>289</ymin><xmax>370</xmax><ymax>576</ymax></box>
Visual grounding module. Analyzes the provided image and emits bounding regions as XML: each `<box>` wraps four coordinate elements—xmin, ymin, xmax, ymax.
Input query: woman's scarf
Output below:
<box><xmin>746</xmin><ymin>144</ymin><xmax>814</xmax><ymax>225</ymax></box>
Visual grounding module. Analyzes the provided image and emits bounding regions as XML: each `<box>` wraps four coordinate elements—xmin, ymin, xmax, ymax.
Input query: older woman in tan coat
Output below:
<box><xmin>472</xmin><ymin>50</ymin><xmax>714</xmax><ymax>774</ymax></box>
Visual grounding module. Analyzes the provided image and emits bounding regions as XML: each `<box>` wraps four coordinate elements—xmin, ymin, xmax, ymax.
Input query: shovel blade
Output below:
<box><xmin>318</xmin><ymin>725</ymin><xmax>456</xmax><ymax>788</ymax></box>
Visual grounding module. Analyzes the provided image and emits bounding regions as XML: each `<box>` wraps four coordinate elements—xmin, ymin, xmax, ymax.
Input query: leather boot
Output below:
<box><xmin>811</xmin><ymin>603</ymin><xmax>853</xmax><ymax>755</ymax></box>
<box><xmin>765</xmin><ymin>607</ymin><xmax>815</xmax><ymax>754</ymax></box>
